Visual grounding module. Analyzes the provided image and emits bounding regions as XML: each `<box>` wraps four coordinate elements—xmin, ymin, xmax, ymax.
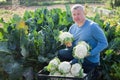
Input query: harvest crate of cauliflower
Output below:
<box><xmin>38</xmin><ymin>37</ymin><xmax>94</xmax><ymax>80</ymax></box>
<box><xmin>37</xmin><ymin>68</ymin><xmax>94</xmax><ymax>80</ymax></box>
<box><xmin>37</xmin><ymin>58</ymin><xmax>94</xmax><ymax>80</ymax></box>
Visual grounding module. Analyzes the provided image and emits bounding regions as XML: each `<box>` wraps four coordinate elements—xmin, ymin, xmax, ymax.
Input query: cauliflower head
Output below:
<box><xmin>58</xmin><ymin>31</ymin><xmax>74</xmax><ymax>44</ymax></box>
<box><xmin>71</xmin><ymin>63</ymin><xmax>82</xmax><ymax>77</ymax></box>
<box><xmin>47</xmin><ymin>57</ymin><xmax>60</xmax><ymax>72</ymax></box>
<box><xmin>58</xmin><ymin>61</ymin><xmax>71</xmax><ymax>74</ymax></box>
<box><xmin>73</xmin><ymin>41</ymin><xmax>90</xmax><ymax>59</ymax></box>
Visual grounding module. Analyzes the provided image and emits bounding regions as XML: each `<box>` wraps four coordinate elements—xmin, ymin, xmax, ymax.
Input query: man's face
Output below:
<box><xmin>71</xmin><ymin>8</ymin><xmax>85</xmax><ymax>24</ymax></box>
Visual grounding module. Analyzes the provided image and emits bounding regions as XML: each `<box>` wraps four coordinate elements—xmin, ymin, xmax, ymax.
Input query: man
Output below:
<box><xmin>58</xmin><ymin>4</ymin><xmax>108</xmax><ymax>73</ymax></box>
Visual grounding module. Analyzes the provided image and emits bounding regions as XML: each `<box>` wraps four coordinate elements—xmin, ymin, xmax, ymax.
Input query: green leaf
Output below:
<box><xmin>0</xmin><ymin>41</ymin><xmax>11</xmax><ymax>54</ymax></box>
<box><xmin>0</xmin><ymin>32</ymin><xmax>3</xmax><ymax>40</ymax></box>
<box><xmin>105</xmin><ymin>49</ymin><xmax>113</xmax><ymax>56</ymax></box>
<box><xmin>10</xmin><ymin>14</ymin><xmax>21</xmax><ymax>24</ymax></box>
<box><xmin>4</xmin><ymin>62</ymin><xmax>23</xmax><ymax>80</ymax></box>
<box><xmin>38</xmin><ymin>55</ymin><xmax>49</xmax><ymax>63</ymax></box>
<box><xmin>23</xmin><ymin>10</ymin><xmax>33</xmax><ymax>20</ymax></box>
<box><xmin>20</xmin><ymin>45</ymin><xmax>29</xmax><ymax>58</ymax></box>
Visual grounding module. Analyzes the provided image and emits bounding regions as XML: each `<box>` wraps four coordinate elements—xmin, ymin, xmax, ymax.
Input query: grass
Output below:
<box><xmin>0</xmin><ymin>9</ymin><xmax>13</xmax><ymax>22</ymax></box>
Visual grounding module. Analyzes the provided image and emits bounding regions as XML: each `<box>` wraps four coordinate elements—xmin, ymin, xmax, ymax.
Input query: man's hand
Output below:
<box><xmin>85</xmin><ymin>52</ymin><xmax>90</xmax><ymax>57</ymax></box>
<box><xmin>65</xmin><ymin>42</ymin><xmax>72</xmax><ymax>47</ymax></box>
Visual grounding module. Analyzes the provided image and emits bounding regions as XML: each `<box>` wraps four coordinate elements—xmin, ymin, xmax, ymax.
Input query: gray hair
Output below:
<box><xmin>71</xmin><ymin>4</ymin><xmax>85</xmax><ymax>12</ymax></box>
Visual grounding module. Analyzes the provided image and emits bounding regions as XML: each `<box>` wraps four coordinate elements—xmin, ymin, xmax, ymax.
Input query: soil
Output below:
<box><xmin>0</xmin><ymin>5</ymin><xmax>66</xmax><ymax>22</ymax></box>
<box><xmin>0</xmin><ymin>4</ymin><xmax>104</xmax><ymax>22</ymax></box>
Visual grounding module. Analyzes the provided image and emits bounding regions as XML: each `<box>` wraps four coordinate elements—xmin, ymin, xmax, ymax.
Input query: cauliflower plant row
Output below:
<box><xmin>45</xmin><ymin>57</ymin><xmax>86</xmax><ymax>78</ymax></box>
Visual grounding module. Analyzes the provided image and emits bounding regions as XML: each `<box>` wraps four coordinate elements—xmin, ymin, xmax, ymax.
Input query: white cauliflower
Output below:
<box><xmin>58</xmin><ymin>31</ymin><xmax>74</xmax><ymax>45</ymax></box>
<box><xmin>58</xmin><ymin>61</ymin><xmax>71</xmax><ymax>74</ymax></box>
<box><xmin>73</xmin><ymin>41</ymin><xmax>90</xmax><ymax>59</ymax></box>
<box><xmin>47</xmin><ymin>57</ymin><xmax>60</xmax><ymax>72</ymax></box>
<box><xmin>70</xmin><ymin>63</ymin><xmax>82</xmax><ymax>77</ymax></box>
<box><xmin>44</xmin><ymin>58</ymin><xmax>86</xmax><ymax>79</ymax></box>
<box><xmin>79</xmin><ymin>41</ymin><xmax>90</xmax><ymax>50</ymax></box>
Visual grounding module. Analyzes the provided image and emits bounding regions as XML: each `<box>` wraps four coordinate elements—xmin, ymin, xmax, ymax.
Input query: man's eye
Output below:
<box><xmin>72</xmin><ymin>14</ymin><xmax>75</xmax><ymax>16</ymax></box>
<box><xmin>77</xmin><ymin>13</ymin><xmax>80</xmax><ymax>15</ymax></box>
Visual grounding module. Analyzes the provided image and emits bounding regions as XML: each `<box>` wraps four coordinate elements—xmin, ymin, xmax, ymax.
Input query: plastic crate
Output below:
<box><xmin>37</xmin><ymin>69</ymin><xmax>94</xmax><ymax>80</ymax></box>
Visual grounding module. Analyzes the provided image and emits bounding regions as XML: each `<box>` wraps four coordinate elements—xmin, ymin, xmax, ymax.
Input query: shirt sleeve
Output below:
<box><xmin>90</xmin><ymin>23</ymin><xmax>108</xmax><ymax>56</ymax></box>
